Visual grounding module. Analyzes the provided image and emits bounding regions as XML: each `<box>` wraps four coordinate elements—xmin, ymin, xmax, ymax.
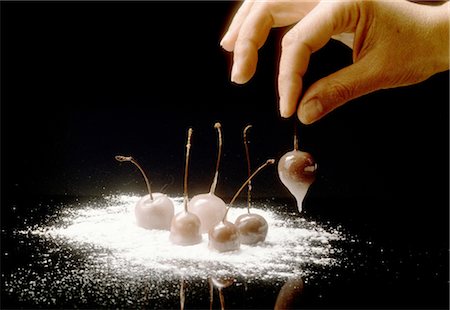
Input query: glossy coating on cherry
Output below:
<box><xmin>208</xmin><ymin>220</ymin><xmax>240</xmax><ymax>252</ymax></box>
<box><xmin>234</xmin><ymin>213</ymin><xmax>268</xmax><ymax>245</ymax></box>
<box><xmin>278</xmin><ymin>149</ymin><xmax>317</xmax><ymax>212</ymax></box>
<box><xmin>135</xmin><ymin>193</ymin><xmax>174</xmax><ymax>230</ymax></box>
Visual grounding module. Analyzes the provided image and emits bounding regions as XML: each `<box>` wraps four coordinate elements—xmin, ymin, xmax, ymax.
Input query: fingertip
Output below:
<box><xmin>220</xmin><ymin>35</ymin><xmax>234</xmax><ymax>52</ymax></box>
<box><xmin>298</xmin><ymin>99</ymin><xmax>323</xmax><ymax>124</ymax></box>
<box><xmin>231</xmin><ymin>71</ymin><xmax>249</xmax><ymax>84</ymax></box>
<box><xmin>279</xmin><ymin>100</ymin><xmax>294</xmax><ymax>119</ymax></box>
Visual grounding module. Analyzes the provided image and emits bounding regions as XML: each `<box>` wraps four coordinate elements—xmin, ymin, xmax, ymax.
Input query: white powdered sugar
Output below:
<box><xmin>26</xmin><ymin>195</ymin><xmax>343</xmax><ymax>280</ymax></box>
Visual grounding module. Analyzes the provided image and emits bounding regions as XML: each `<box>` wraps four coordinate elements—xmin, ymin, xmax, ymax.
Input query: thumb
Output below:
<box><xmin>298</xmin><ymin>58</ymin><xmax>382</xmax><ymax>124</ymax></box>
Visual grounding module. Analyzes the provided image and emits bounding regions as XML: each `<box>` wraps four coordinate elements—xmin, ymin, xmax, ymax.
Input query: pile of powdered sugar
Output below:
<box><xmin>26</xmin><ymin>195</ymin><xmax>343</xmax><ymax>280</ymax></box>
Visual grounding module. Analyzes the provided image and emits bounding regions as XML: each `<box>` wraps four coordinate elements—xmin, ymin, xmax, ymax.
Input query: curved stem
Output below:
<box><xmin>223</xmin><ymin>159</ymin><xmax>275</xmax><ymax>221</ymax></box>
<box><xmin>210</xmin><ymin>122</ymin><xmax>222</xmax><ymax>194</ymax></box>
<box><xmin>184</xmin><ymin>128</ymin><xmax>193</xmax><ymax>212</ymax></box>
<box><xmin>243</xmin><ymin>125</ymin><xmax>252</xmax><ymax>214</ymax></box>
<box><xmin>115</xmin><ymin>155</ymin><xmax>153</xmax><ymax>201</ymax></box>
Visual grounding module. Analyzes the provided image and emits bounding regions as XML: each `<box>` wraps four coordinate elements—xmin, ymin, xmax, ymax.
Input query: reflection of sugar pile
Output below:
<box><xmin>27</xmin><ymin>195</ymin><xmax>343</xmax><ymax>280</ymax></box>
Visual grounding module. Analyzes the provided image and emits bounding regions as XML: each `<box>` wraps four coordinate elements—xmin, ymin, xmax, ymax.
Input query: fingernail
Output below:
<box><xmin>300</xmin><ymin>99</ymin><xmax>323</xmax><ymax>124</ymax></box>
<box><xmin>279</xmin><ymin>97</ymin><xmax>289</xmax><ymax>118</ymax></box>
<box><xmin>231</xmin><ymin>65</ymin><xmax>238</xmax><ymax>82</ymax></box>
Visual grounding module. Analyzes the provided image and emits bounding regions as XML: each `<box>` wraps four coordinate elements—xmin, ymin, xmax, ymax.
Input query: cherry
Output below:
<box><xmin>169</xmin><ymin>128</ymin><xmax>202</xmax><ymax>246</ymax></box>
<box><xmin>115</xmin><ymin>155</ymin><xmax>174</xmax><ymax>230</ymax></box>
<box><xmin>277</xmin><ymin>128</ymin><xmax>317</xmax><ymax>213</ymax></box>
<box><xmin>208</xmin><ymin>159</ymin><xmax>275</xmax><ymax>252</ymax></box>
<box><xmin>234</xmin><ymin>125</ymin><xmax>269</xmax><ymax>245</ymax></box>
<box><xmin>188</xmin><ymin>123</ymin><xmax>227</xmax><ymax>233</ymax></box>
<box><xmin>208</xmin><ymin>220</ymin><xmax>240</xmax><ymax>252</ymax></box>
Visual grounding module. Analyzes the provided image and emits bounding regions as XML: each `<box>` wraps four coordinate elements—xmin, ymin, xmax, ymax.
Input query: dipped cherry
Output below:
<box><xmin>209</xmin><ymin>159</ymin><xmax>275</xmax><ymax>252</ymax></box>
<box><xmin>169</xmin><ymin>128</ymin><xmax>202</xmax><ymax>246</ymax></box>
<box><xmin>277</xmin><ymin>129</ymin><xmax>317</xmax><ymax>213</ymax></box>
<box><xmin>234</xmin><ymin>125</ymin><xmax>268</xmax><ymax>245</ymax></box>
<box><xmin>188</xmin><ymin>123</ymin><xmax>227</xmax><ymax>233</ymax></box>
<box><xmin>115</xmin><ymin>155</ymin><xmax>174</xmax><ymax>230</ymax></box>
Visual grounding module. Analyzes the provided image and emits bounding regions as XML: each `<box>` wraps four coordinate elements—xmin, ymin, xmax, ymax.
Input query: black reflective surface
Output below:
<box><xmin>1</xmin><ymin>195</ymin><xmax>448</xmax><ymax>309</ymax></box>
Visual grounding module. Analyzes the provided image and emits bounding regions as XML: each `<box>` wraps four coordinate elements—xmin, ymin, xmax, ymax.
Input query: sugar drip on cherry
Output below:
<box><xmin>277</xmin><ymin>125</ymin><xmax>317</xmax><ymax>213</ymax></box>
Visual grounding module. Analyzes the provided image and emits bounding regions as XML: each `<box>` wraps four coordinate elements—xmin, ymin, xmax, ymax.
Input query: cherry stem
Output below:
<box><xmin>294</xmin><ymin>124</ymin><xmax>299</xmax><ymax>151</ymax></box>
<box><xmin>219</xmin><ymin>288</ymin><xmax>225</xmax><ymax>310</ymax></box>
<box><xmin>180</xmin><ymin>278</ymin><xmax>185</xmax><ymax>310</ymax></box>
<box><xmin>184</xmin><ymin>128</ymin><xmax>193</xmax><ymax>212</ymax></box>
<box><xmin>243</xmin><ymin>125</ymin><xmax>252</xmax><ymax>214</ymax></box>
<box><xmin>210</xmin><ymin>122</ymin><xmax>222</xmax><ymax>194</ymax></box>
<box><xmin>115</xmin><ymin>155</ymin><xmax>153</xmax><ymax>201</ymax></box>
<box><xmin>209</xmin><ymin>278</ymin><xmax>214</xmax><ymax>310</ymax></box>
<box><xmin>223</xmin><ymin>159</ymin><xmax>275</xmax><ymax>221</ymax></box>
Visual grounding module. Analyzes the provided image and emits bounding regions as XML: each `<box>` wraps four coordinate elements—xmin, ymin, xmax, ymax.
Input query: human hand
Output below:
<box><xmin>221</xmin><ymin>0</ymin><xmax>449</xmax><ymax>124</ymax></box>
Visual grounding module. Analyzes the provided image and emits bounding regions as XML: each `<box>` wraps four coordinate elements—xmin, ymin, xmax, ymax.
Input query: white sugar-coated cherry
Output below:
<box><xmin>189</xmin><ymin>193</ymin><xmax>227</xmax><ymax>234</ymax></box>
<box><xmin>115</xmin><ymin>155</ymin><xmax>174</xmax><ymax>230</ymax></box>
<box><xmin>135</xmin><ymin>193</ymin><xmax>174</xmax><ymax>230</ymax></box>
<box><xmin>234</xmin><ymin>125</ymin><xmax>269</xmax><ymax>245</ymax></box>
<box><xmin>209</xmin><ymin>159</ymin><xmax>275</xmax><ymax>252</ymax></box>
<box><xmin>169</xmin><ymin>128</ymin><xmax>202</xmax><ymax>246</ymax></box>
<box><xmin>278</xmin><ymin>149</ymin><xmax>317</xmax><ymax>213</ymax></box>
<box><xmin>189</xmin><ymin>123</ymin><xmax>227</xmax><ymax>233</ymax></box>
<box><xmin>169</xmin><ymin>210</ymin><xmax>202</xmax><ymax>245</ymax></box>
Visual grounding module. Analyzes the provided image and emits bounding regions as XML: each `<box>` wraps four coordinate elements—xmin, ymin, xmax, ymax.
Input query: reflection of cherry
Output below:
<box><xmin>234</xmin><ymin>125</ymin><xmax>268</xmax><ymax>245</ymax></box>
<box><xmin>274</xmin><ymin>277</ymin><xmax>304</xmax><ymax>309</ymax></box>
<box><xmin>278</xmin><ymin>128</ymin><xmax>317</xmax><ymax>213</ymax></box>
<box><xmin>209</xmin><ymin>276</ymin><xmax>234</xmax><ymax>310</ymax></box>
<box><xmin>209</xmin><ymin>159</ymin><xmax>275</xmax><ymax>252</ymax></box>
<box><xmin>189</xmin><ymin>123</ymin><xmax>227</xmax><ymax>233</ymax></box>
<box><xmin>115</xmin><ymin>155</ymin><xmax>174</xmax><ymax>230</ymax></box>
<box><xmin>169</xmin><ymin>128</ymin><xmax>202</xmax><ymax>246</ymax></box>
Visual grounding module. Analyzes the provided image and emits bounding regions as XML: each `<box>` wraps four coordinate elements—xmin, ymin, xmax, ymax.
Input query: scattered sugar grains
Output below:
<box><xmin>25</xmin><ymin>195</ymin><xmax>343</xmax><ymax>280</ymax></box>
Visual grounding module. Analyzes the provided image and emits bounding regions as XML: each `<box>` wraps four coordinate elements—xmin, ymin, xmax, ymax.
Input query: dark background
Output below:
<box><xmin>1</xmin><ymin>1</ymin><xmax>449</xmax><ymax>308</ymax></box>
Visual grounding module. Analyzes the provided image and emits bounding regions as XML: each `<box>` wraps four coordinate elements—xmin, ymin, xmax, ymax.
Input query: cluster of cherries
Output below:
<box><xmin>116</xmin><ymin>123</ymin><xmax>317</xmax><ymax>252</ymax></box>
